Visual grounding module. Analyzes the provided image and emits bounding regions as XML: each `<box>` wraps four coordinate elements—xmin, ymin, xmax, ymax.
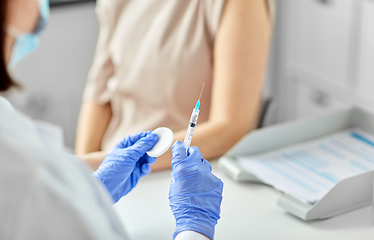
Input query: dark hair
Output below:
<box><xmin>0</xmin><ymin>0</ymin><xmax>19</xmax><ymax>91</ymax></box>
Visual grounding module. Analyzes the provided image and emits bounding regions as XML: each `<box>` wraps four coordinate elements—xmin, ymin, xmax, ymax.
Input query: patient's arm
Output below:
<box><xmin>75</xmin><ymin>101</ymin><xmax>111</xmax><ymax>170</ymax></box>
<box><xmin>151</xmin><ymin>0</ymin><xmax>270</xmax><ymax>171</ymax></box>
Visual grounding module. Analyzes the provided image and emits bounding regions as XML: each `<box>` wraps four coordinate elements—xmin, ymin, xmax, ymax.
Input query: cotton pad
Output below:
<box><xmin>146</xmin><ymin>127</ymin><xmax>174</xmax><ymax>157</ymax></box>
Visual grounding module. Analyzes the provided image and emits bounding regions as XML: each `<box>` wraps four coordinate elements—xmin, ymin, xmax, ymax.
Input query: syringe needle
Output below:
<box><xmin>198</xmin><ymin>82</ymin><xmax>205</xmax><ymax>101</ymax></box>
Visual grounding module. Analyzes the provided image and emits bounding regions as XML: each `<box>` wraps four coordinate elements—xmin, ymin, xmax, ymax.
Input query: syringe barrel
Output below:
<box><xmin>183</xmin><ymin>109</ymin><xmax>199</xmax><ymax>149</ymax></box>
<box><xmin>183</xmin><ymin>127</ymin><xmax>194</xmax><ymax>149</ymax></box>
<box><xmin>189</xmin><ymin>110</ymin><xmax>199</xmax><ymax>125</ymax></box>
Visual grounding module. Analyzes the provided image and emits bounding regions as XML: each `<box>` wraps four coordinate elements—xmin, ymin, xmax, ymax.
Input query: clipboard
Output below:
<box><xmin>218</xmin><ymin>108</ymin><xmax>374</xmax><ymax>220</ymax></box>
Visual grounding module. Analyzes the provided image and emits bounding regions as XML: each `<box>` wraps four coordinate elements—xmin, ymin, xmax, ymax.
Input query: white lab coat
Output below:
<box><xmin>0</xmin><ymin>97</ymin><xmax>208</xmax><ymax>240</ymax></box>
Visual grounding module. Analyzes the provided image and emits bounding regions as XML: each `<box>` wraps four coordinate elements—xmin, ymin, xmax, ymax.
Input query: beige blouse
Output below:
<box><xmin>83</xmin><ymin>0</ymin><xmax>227</xmax><ymax>151</ymax></box>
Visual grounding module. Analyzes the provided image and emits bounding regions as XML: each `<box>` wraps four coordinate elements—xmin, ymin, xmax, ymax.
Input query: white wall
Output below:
<box><xmin>270</xmin><ymin>0</ymin><xmax>374</xmax><ymax>123</ymax></box>
<box><xmin>7</xmin><ymin>2</ymin><xmax>98</xmax><ymax>149</ymax></box>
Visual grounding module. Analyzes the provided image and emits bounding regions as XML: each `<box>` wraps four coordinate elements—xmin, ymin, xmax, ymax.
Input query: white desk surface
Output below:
<box><xmin>114</xmin><ymin>161</ymin><xmax>374</xmax><ymax>240</ymax></box>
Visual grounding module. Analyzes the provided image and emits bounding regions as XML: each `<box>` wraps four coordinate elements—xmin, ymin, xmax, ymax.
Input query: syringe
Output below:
<box><xmin>183</xmin><ymin>82</ymin><xmax>205</xmax><ymax>151</ymax></box>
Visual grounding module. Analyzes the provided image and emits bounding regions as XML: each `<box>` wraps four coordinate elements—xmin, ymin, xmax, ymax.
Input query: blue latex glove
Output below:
<box><xmin>169</xmin><ymin>141</ymin><xmax>223</xmax><ymax>240</ymax></box>
<box><xmin>93</xmin><ymin>131</ymin><xmax>158</xmax><ymax>203</ymax></box>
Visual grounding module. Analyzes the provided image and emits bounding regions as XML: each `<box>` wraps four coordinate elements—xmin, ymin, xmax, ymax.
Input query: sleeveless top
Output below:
<box><xmin>83</xmin><ymin>0</ymin><xmax>227</xmax><ymax>151</ymax></box>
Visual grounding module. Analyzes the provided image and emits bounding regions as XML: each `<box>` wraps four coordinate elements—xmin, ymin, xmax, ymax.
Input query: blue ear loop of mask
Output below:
<box><xmin>7</xmin><ymin>0</ymin><xmax>49</xmax><ymax>67</ymax></box>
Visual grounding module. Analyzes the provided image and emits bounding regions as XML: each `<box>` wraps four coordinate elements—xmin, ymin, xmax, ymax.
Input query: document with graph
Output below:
<box><xmin>238</xmin><ymin>128</ymin><xmax>374</xmax><ymax>205</ymax></box>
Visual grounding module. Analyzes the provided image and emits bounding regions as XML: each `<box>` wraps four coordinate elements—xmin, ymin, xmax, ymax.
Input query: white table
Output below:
<box><xmin>114</xmin><ymin>161</ymin><xmax>374</xmax><ymax>240</ymax></box>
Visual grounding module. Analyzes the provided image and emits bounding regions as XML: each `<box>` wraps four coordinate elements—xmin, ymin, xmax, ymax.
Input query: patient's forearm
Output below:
<box><xmin>151</xmin><ymin>119</ymin><xmax>258</xmax><ymax>171</ymax></box>
<box><xmin>78</xmin><ymin>119</ymin><xmax>256</xmax><ymax>172</ymax></box>
<box><xmin>79</xmin><ymin>151</ymin><xmax>109</xmax><ymax>172</ymax></box>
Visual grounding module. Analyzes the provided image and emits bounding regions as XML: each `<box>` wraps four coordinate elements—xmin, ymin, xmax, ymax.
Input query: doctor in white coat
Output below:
<box><xmin>0</xmin><ymin>0</ymin><xmax>223</xmax><ymax>239</ymax></box>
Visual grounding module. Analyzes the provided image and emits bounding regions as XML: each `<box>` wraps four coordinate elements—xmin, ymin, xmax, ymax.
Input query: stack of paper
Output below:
<box><xmin>238</xmin><ymin>129</ymin><xmax>374</xmax><ymax>205</ymax></box>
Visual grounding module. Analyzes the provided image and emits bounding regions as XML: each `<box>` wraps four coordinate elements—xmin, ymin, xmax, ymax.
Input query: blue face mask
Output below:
<box><xmin>6</xmin><ymin>0</ymin><xmax>49</xmax><ymax>67</ymax></box>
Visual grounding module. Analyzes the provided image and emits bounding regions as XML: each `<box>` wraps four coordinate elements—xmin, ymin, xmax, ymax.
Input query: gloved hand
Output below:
<box><xmin>169</xmin><ymin>141</ymin><xmax>223</xmax><ymax>240</ymax></box>
<box><xmin>93</xmin><ymin>131</ymin><xmax>158</xmax><ymax>203</ymax></box>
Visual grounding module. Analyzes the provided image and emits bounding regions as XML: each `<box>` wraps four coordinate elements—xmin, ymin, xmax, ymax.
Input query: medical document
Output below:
<box><xmin>238</xmin><ymin>129</ymin><xmax>374</xmax><ymax>205</ymax></box>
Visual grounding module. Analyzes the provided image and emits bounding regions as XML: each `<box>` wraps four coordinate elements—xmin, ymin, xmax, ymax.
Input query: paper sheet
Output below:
<box><xmin>238</xmin><ymin>128</ymin><xmax>374</xmax><ymax>205</ymax></box>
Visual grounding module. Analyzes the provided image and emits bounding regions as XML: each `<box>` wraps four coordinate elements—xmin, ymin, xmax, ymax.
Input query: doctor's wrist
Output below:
<box><xmin>174</xmin><ymin>230</ymin><xmax>211</xmax><ymax>240</ymax></box>
<box><xmin>173</xmin><ymin>217</ymin><xmax>216</xmax><ymax>240</ymax></box>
